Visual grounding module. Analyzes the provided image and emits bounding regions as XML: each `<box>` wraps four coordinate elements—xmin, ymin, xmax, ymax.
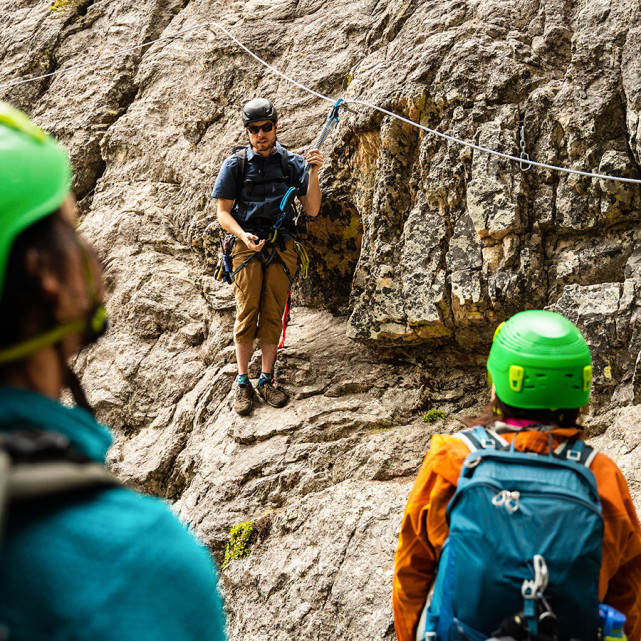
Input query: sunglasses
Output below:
<box><xmin>247</xmin><ymin>122</ymin><xmax>274</xmax><ymax>134</ymax></box>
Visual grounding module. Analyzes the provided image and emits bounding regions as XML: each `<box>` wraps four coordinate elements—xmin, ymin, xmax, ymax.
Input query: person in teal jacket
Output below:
<box><xmin>0</xmin><ymin>102</ymin><xmax>227</xmax><ymax>639</ymax></box>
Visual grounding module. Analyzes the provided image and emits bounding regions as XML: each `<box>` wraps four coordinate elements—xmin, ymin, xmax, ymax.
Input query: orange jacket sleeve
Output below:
<box><xmin>392</xmin><ymin>435</ymin><xmax>468</xmax><ymax>641</ymax></box>
<box><xmin>592</xmin><ymin>453</ymin><xmax>641</xmax><ymax>641</ymax></box>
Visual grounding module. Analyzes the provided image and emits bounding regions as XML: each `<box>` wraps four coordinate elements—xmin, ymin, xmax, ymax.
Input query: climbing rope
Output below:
<box><xmin>2</xmin><ymin>19</ymin><xmax>640</xmax><ymax>185</ymax></box>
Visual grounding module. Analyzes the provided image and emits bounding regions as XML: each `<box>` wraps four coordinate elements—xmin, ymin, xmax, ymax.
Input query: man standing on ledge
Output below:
<box><xmin>212</xmin><ymin>98</ymin><xmax>323</xmax><ymax>416</ymax></box>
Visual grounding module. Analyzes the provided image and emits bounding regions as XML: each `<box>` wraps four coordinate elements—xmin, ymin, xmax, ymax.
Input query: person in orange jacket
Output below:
<box><xmin>393</xmin><ymin>310</ymin><xmax>641</xmax><ymax>641</ymax></box>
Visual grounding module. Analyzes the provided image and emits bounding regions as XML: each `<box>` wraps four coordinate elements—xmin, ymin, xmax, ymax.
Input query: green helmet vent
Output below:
<box><xmin>583</xmin><ymin>365</ymin><xmax>593</xmax><ymax>392</ymax></box>
<box><xmin>509</xmin><ymin>365</ymin><xmax>524</xmax><ymax>392</ymax></box>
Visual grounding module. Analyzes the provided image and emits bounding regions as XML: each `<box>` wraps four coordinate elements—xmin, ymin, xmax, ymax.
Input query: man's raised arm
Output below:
<box><xmin>298</xmin><ymin>149</ymin><xmax>324</xmax><ymax>217</ymax></box>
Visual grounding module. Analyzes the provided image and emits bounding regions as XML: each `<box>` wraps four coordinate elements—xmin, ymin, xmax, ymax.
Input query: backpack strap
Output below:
<box><xmin>232</xmin><ymin>146</ymin><xmax>293</xmax><ymax>199</ymax></box>
<box><xmin>280</xmin><ymin>147</ymin><xmax>290</xmax><ymax>183</ymax></box>
<box><xmin>280</xmin><ymin>147</ymin><xmax>297</xmax><ymax>188</ymax></box>
<box><xmin>554</xmin><ymin>438</ymin><xmax>597</xmax><ymax>468</ymax></box>
<box><xmin>234</xmin><ymin>147</ymin><xmax>248</xmax><ymax>199</ymax></box>
<box><xmin>454</xmin><ymin>425</ymin><xmax>509</xmax><ymax>452</ymax></box>
<box><xmin>7</xmin><ymin>459</ymin><xmax>118</xmax><ymax>501</ymax></box>
<box><xmin>0</xmin><ymin>428</ymin><xmax>120</xmax><ymax>544</ymax></box>
<box><xmin>455</xmin><ymin>425</ymin><xmax>597</xmax><ymax>468</ymax></box>
<box><xmin>278</xmin><ymin>146</ymin><xmax>299</xmax><ymax>221</ymax></box>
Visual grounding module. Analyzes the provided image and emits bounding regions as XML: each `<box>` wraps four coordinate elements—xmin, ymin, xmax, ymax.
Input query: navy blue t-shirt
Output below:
<box><xmin>211</xmin><ymin>141</ymin><xmax>309</xmax><ymax>232</ymax></box>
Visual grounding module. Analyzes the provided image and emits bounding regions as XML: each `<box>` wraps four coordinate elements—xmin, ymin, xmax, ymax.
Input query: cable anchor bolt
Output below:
<box><xmin>519</xmin><ymin>121</ymin><xmax>531</xmax><ymax>171</ymax></box>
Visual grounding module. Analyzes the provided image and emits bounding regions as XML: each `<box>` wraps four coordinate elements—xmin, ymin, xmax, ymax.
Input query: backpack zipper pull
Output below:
<box><xmin>491</xmin><ymin>490</ymin><xmax>521</xmax><ymax>513</ymax></box>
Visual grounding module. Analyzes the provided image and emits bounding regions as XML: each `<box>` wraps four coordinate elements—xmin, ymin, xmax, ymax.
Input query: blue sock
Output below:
<box><xmin>257</xmin><ymin>372</ymin><xmax>273</xmax><ymax>388</ymax></box>
<box><xmin>237</xmin><ymin>374</ymin><xmax>250</xmax><ymax>386</ymax></box>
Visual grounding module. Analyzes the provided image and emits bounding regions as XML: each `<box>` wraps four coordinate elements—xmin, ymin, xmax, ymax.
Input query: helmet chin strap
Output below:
<box><xmin>53</xmin><ymin>238</ymin><xmax>108</xmax><ymax>415</ymax></box>
<box><xmin>56</xmin><ymin>344</ymin><xmax>94</xmax><ymax>416</ymax></box>
<box><xmin>0</xmin><ymin>306</ymin><xmax>107</xmax><ymax>366</ymax></box>
<box><xmin>59</xmin><ymin>305</ymin><xmax>108</xmax><ymax>416</ymax></box>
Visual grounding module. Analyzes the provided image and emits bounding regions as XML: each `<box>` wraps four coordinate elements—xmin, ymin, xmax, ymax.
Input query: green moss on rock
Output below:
<box><xmin>223</xmin><ymin>520</ymin><xmax>254</xmax><ymax>567</ymax></box>
<box><xmin>422</xmin><ymin>409</ymin><xmax>448</xmax><ymax>424</ymax></box>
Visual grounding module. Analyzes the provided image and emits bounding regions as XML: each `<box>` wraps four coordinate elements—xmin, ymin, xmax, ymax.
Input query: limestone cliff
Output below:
<box><xmin>1</xmin><ymin>1</ymin><xmax>640</xmax><ymax>639</ymax></box>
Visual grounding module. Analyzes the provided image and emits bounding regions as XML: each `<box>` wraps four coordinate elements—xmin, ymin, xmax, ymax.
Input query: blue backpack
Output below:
<box><xmin>424</xmin><ymin>425</ymin><xmax>603</xmax><ymax>641</ymax></box>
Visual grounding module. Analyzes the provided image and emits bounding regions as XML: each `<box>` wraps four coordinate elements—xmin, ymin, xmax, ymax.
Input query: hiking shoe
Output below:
<box><xmin>234</xmin><ymin>383</ymin><xmax>254</xmax><ymax>416</ymax></box>
<box><xmin>256</xmin><ymin>381</ymin><xmax>289</xmax><ymax>408</ymax></box>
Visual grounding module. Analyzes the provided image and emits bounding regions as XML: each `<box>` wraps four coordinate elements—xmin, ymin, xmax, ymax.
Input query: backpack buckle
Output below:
<box><xmin>481</xmin><ymin>438</ymin><xmax>495</xmax><ymax>449</ymax></box>
<box><xmin>521</xmin><ymin>554</ymin><xmax>549</xmax><ymax>597</ymax></box>
<box><xmin>463</xmin><ymin>456</ymin><xmax>482</xmax><ymax>469</ymax></box>
<box><xmin>566</xmin><ymin>449</ymin><xmax>581</xmax><ymax>461</ymax></box>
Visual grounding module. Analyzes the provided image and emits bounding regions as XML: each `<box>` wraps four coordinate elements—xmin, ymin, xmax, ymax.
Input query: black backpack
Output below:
<box><xmin>231</xmin><ymin>145</ymin><xmax>294</xmax><ymax>199</ymax></box>
<box><xmin>230</xmin><ymin>146</ymin><xmax>301</xmax><ymax>232</ymax></box>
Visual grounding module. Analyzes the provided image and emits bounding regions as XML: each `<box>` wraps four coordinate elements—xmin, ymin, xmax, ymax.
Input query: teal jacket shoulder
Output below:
<box><xmin>0</xmin><ymin>386</ymin><xmax>226</xmax><ymax>641</ymax></box>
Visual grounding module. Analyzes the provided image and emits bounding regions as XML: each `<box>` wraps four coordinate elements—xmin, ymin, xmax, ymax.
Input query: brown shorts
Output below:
<box><xmin>231</xmin><ymin>238</ymin><xmax>298</xmax><ymax>345</ymax></box>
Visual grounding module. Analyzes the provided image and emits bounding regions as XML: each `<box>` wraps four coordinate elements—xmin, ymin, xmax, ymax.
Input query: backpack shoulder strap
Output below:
<box><xmin>279</xmin><ymin>147</ymin><xmax>301</xmax><ymax>222</ymax></box>
<box><xmin>0</xmin><ymin>450</ymin><xmax>11</xmax><ymax>535</ymax></box>
<box><xmin>0</xmin><ymin>428</ymin><xmax>120</xmax><ymax>544</ymax></box>
<box><xmin>234</xmin><ymin>147</ymin><xmax>247</xmax><ymax>200</ymax></box>
<box><xmin>9</xmin><ymin>461</ymin><xmax>118</xmax><ymax>501</ymax></box>
<box><xmin>554</xmin><ymin>438</ymin><xmax>597</xmax><ymax>468</ymax></box>
<box><xmin>280</xmin><ymin>147</ymin><xmax>292</xmax><ymax>185</ymax></box>
<box><xmin>235</xmin><ymin>147</ymin><xmax>246</xmax><ymax>175</ymax></box>
<box><xmin>454</xmin><ymin>425</ymin><xmax>508</xmax><ymax>452</ymax></box>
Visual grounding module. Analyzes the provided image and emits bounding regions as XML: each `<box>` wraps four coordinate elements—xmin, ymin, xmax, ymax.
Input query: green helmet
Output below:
<box><xmin>0</xmin><ymin>102</ymin><xmax>72</xmax><ymax>299</ymax></box>
<box><xmin>487</xmin><ymin>310</ymin><xmax>592</xmax><ymax>410</ymax></box>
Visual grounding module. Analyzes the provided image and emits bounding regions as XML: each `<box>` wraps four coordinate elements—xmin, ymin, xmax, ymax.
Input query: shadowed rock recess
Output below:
<box><xmin>2</xmin><ymin>0</ymin><xmax>641</xmax><ymax>639</ymax></box>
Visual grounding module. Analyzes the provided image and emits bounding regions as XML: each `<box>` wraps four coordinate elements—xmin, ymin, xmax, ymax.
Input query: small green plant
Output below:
<box><xmin>422</xmin><ymin>409</ymin><xmax>448</xmax><ymax>424</ymax></box>
<box><xmin>223</xmin><ymin>520</ymin><xmax>254</xmax><ymax>567</ymax></box>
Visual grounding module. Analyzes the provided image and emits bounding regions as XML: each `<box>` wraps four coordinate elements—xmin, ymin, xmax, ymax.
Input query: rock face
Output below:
<box><xmin>2</xmin><ymin>0</ymin><xmax>641</xmax><ymax>639</ymax></box>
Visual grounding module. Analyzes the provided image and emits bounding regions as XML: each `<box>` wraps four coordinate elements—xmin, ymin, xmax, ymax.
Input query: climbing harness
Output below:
<box><xmin>294</xmin><ymin>241</ymin><xmax>309</xmax><ymax>280</ymax></box>
<box><xmin>231</xmin><ymin>236</ymin><xmax>294</xmax><ymax>285</ymax></box>
<box><xmin>214</xmin><ymin>232</ymin><xmax>309</xmax><ymax>350</ymax></box>
<box><xmin>237</xmin><ymin>236</ymin><xmax>297</xmax><ymax>350</ymax></box>
<box><xmin>214</xmin><ymin>233</ymin><xmax>235</xmax><ymax>284</ymax></box>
